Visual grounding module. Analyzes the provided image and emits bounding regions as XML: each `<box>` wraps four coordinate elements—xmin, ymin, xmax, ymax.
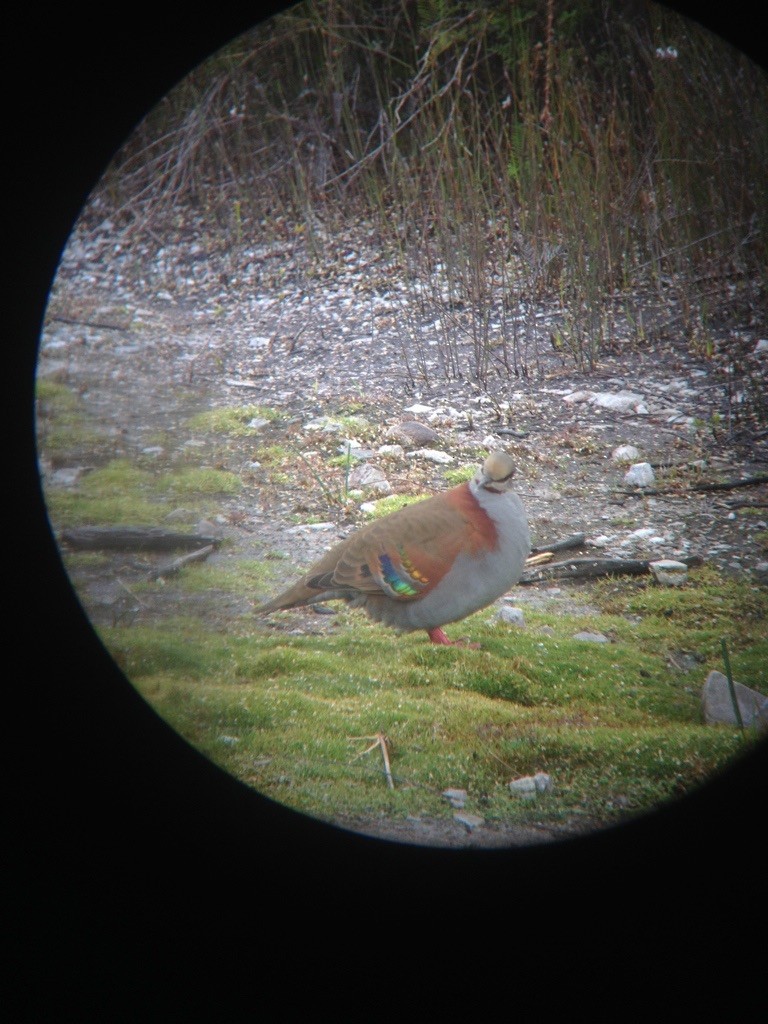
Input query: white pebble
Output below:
<box><xmin>624</xmin><ymin>462</ymin><xmax>655</xmax><ymax>487</ymax></box>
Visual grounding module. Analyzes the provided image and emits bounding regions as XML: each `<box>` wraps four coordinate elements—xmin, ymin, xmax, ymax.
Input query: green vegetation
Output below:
<box><xmin>44</xmin><ymin>459</ymin><xmax>170</xmax><ymax>526</ymax></box>
<box><xmin>101</xmin><ymin>566</ymin><xmax>766</xmax><ymax>835</ymax></box>
<box><xmin>35</xmin><ymin>379</ymin><xmax>105</xmax><ymax>458</ymax></box>
<box><xmin>43</xmin><ymin>457</ymin><xmax>241</xmax><ymax>527</ymax></box>
<box><xmin>362</xmin><ymin>493</ymin><xmax>429</xmax><ymax>518</ymax></box>
<box><xmin>188</xmin><ymin>405</ymin><xmax>280</xmax><ymax>437</ymax></box>
<box><xmin>156</xmin><ymin>466</ymin><xmax>241</xmax><ymax>496</ymax></box>
<box><xmin>443</xmin><ymin>464</ymin><xmax>477</xmax><ymax>486</ymax></box>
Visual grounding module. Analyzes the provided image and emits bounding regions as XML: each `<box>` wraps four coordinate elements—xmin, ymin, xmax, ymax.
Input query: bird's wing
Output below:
<box><xmin>330</xmin><ymin>491</ymin><xmax>481</xmax><ymax>601</ymax></box>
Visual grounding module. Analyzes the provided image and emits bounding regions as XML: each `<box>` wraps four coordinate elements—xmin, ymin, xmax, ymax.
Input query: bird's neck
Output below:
<box><xmin>449</xmin><ymin>481</ymin><xmax>499</xmax><ymax>551</ymax></box>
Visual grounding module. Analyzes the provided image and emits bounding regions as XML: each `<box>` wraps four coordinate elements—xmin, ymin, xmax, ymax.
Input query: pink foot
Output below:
<box><xmin>427</xmin><ymin>627</ymin><xmax>481</xmax><ymax>649</ymax></box>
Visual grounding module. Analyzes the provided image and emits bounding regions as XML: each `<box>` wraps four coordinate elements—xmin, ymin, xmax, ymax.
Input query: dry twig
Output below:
<box><xmin>350</xmin><ymin>732</ymin><xmax>394</xmax><ymax>789</ymax></box>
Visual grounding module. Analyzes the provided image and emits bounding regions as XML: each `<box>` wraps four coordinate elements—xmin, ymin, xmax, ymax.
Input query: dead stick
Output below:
<box><xmin>531</xmin><ymin>533</ymin><xmax>586</xmax><ymax>555</ymax></box>
<box><xmin>615</xmin><ymin>474</ymin><xmax>768</xmax><ymax>498</ymax></box>
<box><xmin>146</xmin><ymin>544</ymin><xmax>215</xmax><ymax>580</ymax></box>
<box><xmin>350</xmin><ymin>733</ymin><xmax>395</xmax><ymax>789</ymax></box>
<box><xmin>378</xmin><ymin>733</ymin><xmax>394</xmax><ymax>790</ymax></box>
<box><xmin>521</xmin><ymin>554</ymin><xmax>704</xmax><ymax>583</ymax></box>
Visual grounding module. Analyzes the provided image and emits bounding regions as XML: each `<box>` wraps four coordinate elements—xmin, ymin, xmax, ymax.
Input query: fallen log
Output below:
<box><xmin>530</xmin><ymin>533</ymin><xmax>586</xmax><ymax>555</ymax></box>
<box><xmin>521</xmin><ymin>554</ymin><xmax>704</xmax><ymax>583</ymax></box>
<box><xmin>60</xmin><ymin>526</ymin><xmax>221</xmax><ymax>552</ymax></box>
<box><xmin>616</xmin><ymin>474</ymin><xmax>768</xmax><ymax>498</ymax></box>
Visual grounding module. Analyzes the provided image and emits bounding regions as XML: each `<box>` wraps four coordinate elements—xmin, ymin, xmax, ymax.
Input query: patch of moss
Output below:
<box><xmin>156</xmin><ymin>466</ymin><xmax>241</xmax><ymax>496</ymax></box>
<box><xmin>363</xmin><ymin>494</ymin><xmax>428</xmax><ymax>518</ymax></box>
<box><xmin>44</xmin><ymin>459</ymin><xmax>169</xmax><ymax>526</ymax></box>
<box><xmin>35</xmin><ymin>379</ymin><xmax>105</xmax><ymax>457</ymax></box>
<box><xmin>188</xmin><ymin>405</ymin><xmax>280</xmax><ymax>437</ymax></box>
<box><xmin>443</xmin><ymin>464</ymin><xmax>476</xmax><ymax>485</ymax></box>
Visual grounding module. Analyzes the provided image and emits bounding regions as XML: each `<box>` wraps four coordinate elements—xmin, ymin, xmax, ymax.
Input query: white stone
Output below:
<box><xmin>573</xmin><ymin>631</ymin><xmax>610</xmax><ymax>643</ymax></box>
<box><xmin>612</xmin><ymin>445</ymin><xmax>640</xmax><ymax>463</ymax></box>
<box><xmin>587</xmin><ymin>535</ymin><xmax>614</xmax><ymax>548</ymax></box>
<box><xmin>563</xmin><ymin>390</ymin><xmax>594</xmax><ymax>404</ymax></box>
<box><xmin>442</xmin><ymin>790</ymin><xmax>466</xmax><ymax>806</ymax></box>
<box><xmin>442</xmin><ymin>788</ymin><xmax>467</xmax><ymax>808</ymax></box>
<box><xmin>627</xmin><ymin>527</ymin><xmax>657</xmax><ymax>541</ymax></box>
<box><xmin>378</xmin><ymin>444</ymin><xmax>404</xmax><ymax>457</ymax></box>
<box><xmin>591</xmin><ymin>391</ymin><xmax>645</xmax><ymax>413</ymax></box>
<box><xmin>649</xmin><ymin>559</ymin><xmax>688</xmax><ymax>586</ymax></box>
<box><xmin>454</xmin><ymin>812</ymin><xmax>484</xmax><ymax>832</ymax></box>
<box><xmin>702</xmin><ymin>671</ymin><xmax>768</xmax><ymax>732</ymax></box>
<box><xmin>509</xmin><ymin>772</ymin><xmax>552</xmax><ymax>796</ymax></box>
<box><xmin>624</xmin><ymin>462</ymin><xmax>655</xmax><ymax>487</ymax></box>
<box><xmin>305</xmin><ymin>417</ymin><xmax>342</xmax><ymax>432</ymax></box>
<box><xmin>754</xmin><ymin>339</ymin><xmax>768</xmax><ymax>355</ymax></box>
<box><xmin>406</xmin><ymin>448</ymin><xmax>454</xmax><ymax>464</ymax></box>
<box><xmin>403</xmin><ymin>403</ymin><xmax>435</xmax><ymax>414</ymax></box>
<box><xmin>496</xmin><ymin>606</ymin><xmax>525</xmax><ymax>626</ymax></box>
<box><xmin>348</xmin><ymin>463</ymin><xmax>386</xmax><ymax>488</ymax></box>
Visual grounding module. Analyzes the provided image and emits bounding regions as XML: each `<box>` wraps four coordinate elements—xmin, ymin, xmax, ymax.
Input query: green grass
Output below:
<box><xmin>156</xmin><ymin>466</ymin><xmax>241</xmax><ymax>496</ymax></box>
<box><xmin>443</xmin><ymin>464</ymin><xmax>478</xmax><ymax>486</ymax></box>
<box><xmin>187</xmin><ymin>404</ymin><xmax>280</xmax><ymax>436</ymax></box>
<box><xmin>43</xmin><ymin>457</ymin><xmax>242</xmax><ymax>527</ymax></box>
<box><xmin>101</xmin><ymin>566</ymin><xmax>766</xmax><ymax>838</ymax></box>
<box><xmin>44</xmin><ymin>459</ymin><xmax>171</xmax><ymax>526</ymax></box>
<box><xmin>362</xmin><ymin>494</ymin><xmax>429</xmax><ymax>518</ymax></box>
<box><xmin>35</xmin><ymin>379</ymin><xmax>106</xmax><ymax>457</ymax></box>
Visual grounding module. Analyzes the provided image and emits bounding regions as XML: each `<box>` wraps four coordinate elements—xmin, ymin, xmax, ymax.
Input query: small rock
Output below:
<box><xmin>360</xmin><ymin>500</ymin><xmax>383</xmax><ymax>515</ymax></box>
<box><xmin>406</xmin><ymin>448</ymin><xmax>454</xmax><ymax>464</ymax></box>
<box><xmin>612</xmin><ymin>444</ymin><xmax>641</xmax><ymax>463</ymax></box>
<box><xmin>754</xmin><ymin>561</ymin><xmax>768</xmax><ymax>584</ymax></box>
<box><xmin>454</xmin><ymin>812</ymin><xmax>484</xmax><ymax>832</ymax></box>
<box><xmin>626</xmin><ymin>527</ymin><xmax>658</xmax><ymax>542</ymax></box>
<box><xmin>385</xmin><ymin>420</ymin><xmax>440</xmax><ymax>446</ymax></box>
<box><xmin>649</xmin><ymin>559</ymin><xmax>689</xmax><ymax>586</ymax></box>
<box><xmin>588</xmin><ymin>535</ymin><xmax>614</xmax><ymax>548</ymax></box>
<box><xmin>563</xmin><ymin>390</ymin><xmax>594</xmax><ymax>404</ymax></box>
<box><xmin>305</xmin><ymin>416</ymin><xmax>342</xmax><ymax>432</ymax></box>
<box><xmin>403</xmin><ymin>403</ymin><xmax>435</xmax><ymax>415</ymax></box>
<box><xmin>442</xmin><ymin>788</ymin><xmax>467</xmax><ymax>809</ymax></box>
<box><xmin>377</xmin><ymin>444</ymin><xmax>404</xmax><ymax>457</ymax></box>
<box><xmin>246</xmin><ymin>417</ymin><xmax>270</xmax><ymax>430</ymax></box>
<box><xmin>591</xmin><ymin>391</ymin><xmax>646</xmax><ymax>413</ymax></box>
<box><xmin>509</xmin><ymin>772</ymin><xmax>552</xmax><ymax>797</ymax></box>
<box><xmin>624</xmin><ymin>462</ymin><xmax>656</xmax><ymax>487</ymax></box>
<box><xmin>702</xmin><ymin>671</ymin><xmax>768</xmax><ymax>732</ymax></box>
<box><xmin>496</xmin><ymin>606</ymin><xmax>525</xmax><ymax>626</ymax></box>
<box><xmin>49</xmin><ymin>467</ymin><xmax>87</xmax><ymax>487</ymax></box>
<box><xmin>348</xmin><ymin>463</ymin><xmax>389</xmax><ymax>490</ymax></box>
<box><xmin>755</xmin><ymin>339</ymin><xmax>768</xmax><ymax>355</ymax></box>
<box><xmin>336</xmin><ymin>439</ymin><xmax>361</xmax><ymax>454</ymax></box>
<box><xmin>573</xmin><ymin>631</ymin><xmax>610</xmax><ymax>643</ymax></box>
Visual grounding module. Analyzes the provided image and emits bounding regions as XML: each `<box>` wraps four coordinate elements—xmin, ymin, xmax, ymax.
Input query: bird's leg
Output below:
<box><xmin>427</xmin><ymin>627</ymin><xmax>453</xmax><ymax>644</ymax></box>
<box><xmin>427</xmin><ymin>627</ymin><xmax>480</xmax><ymax>649</ymax></box>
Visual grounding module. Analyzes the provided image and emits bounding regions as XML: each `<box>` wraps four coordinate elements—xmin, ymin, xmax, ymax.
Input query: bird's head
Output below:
<box><xmin>474</xmin><ymin>451</ymin><xmax>517</xmax><ymax>494</ymax></box>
